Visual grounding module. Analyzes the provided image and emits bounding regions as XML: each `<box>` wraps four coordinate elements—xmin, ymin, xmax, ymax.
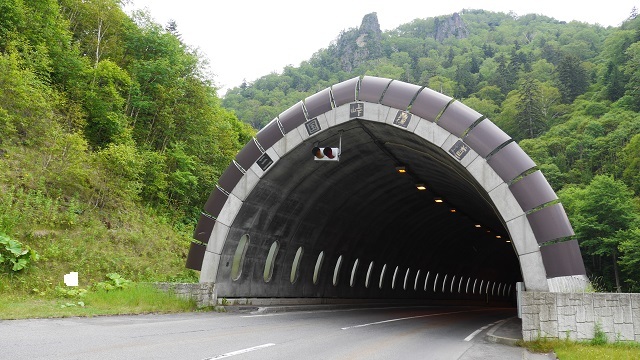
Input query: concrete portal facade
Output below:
<box><xmin>186</xmin><ymin>76</ymin><xmax>588</xmax><ymax>300</ymax></box>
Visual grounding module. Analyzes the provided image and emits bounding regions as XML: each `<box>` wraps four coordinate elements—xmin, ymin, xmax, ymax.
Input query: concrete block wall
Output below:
<box><xmin>522</xmin><ymin>291</ymin><xmax>640</xmax><ymax>342</ymax></box>
<box><xmin>153</xmin><ymin>282</ymin><xmax>216</xmax><ymax>307</ymax></box>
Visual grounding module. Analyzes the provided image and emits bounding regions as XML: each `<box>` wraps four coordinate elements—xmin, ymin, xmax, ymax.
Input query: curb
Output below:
<box><xmin>485</xmin><ymin>318</ymin><xmax>558</xmax><ymax>360</ymax></box>
<box><xmin>485</xmin><ymin>318</ymin><xmax>520</xmax><ymax>346</ymax></box>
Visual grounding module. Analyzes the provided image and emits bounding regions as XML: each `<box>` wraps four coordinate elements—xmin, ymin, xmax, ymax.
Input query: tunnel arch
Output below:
<box><xmin>187</xmin><ymin>76</ymin><xmax>588</xmax><ymax>299</ymax></box>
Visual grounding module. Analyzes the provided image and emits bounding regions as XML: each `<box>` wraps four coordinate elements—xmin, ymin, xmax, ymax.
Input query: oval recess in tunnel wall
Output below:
<box><xmin>263</xmin><ymin>241</ymin><xmax>280</xmax><ymax>283</ymax></box>
<box><xmin>290</xmin><ymin>246</ymin><xmax>304</xmax><ymax>284</ymax></box>
<box><xmin>333</xmin><ymin>255</ymin><xmax>343</xmax><ymax>287</ymax></box>
<box><xmin>231</xmin><ymin>234</ymin><xmax>250</xmax><ymax>281</ymax></box>
<box><xmin>379</xmin><ymin>264</ymin><xmax>387</xmax><ymax>289</ymax></box>
<box><xmin>313</xmin><ymin>251</ymin><xmax>324</xmax><ymax>285</ymax></box>
<box><xmin>350</xmin><ymin>258</ymin><xmax>360</xmax><ymax>288</ymax></box>
<box><xmin>365</xmin><ymin>261</ymin><xmax>374</xmax><ymax>288</ymax></box>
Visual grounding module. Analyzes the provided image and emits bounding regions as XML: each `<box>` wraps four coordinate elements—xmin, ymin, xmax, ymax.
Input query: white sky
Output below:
<box><xmin>124</xmin><ymin>0</ymin><xmax>638</xmax><ymax>95</ymax></box>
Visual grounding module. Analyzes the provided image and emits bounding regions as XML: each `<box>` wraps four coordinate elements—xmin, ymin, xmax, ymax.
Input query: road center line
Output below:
<box><xmin>464</xmin><ymin>320</ymin><xmax>502</xmax><ymax>341</ymax></box>
<box><xmin>203</xmin><ymin>343</ymin><xmax>276</xmax><ymax>359</ymax></box>
<box><xmin>341</xmin><ymin>309</ymin><xmax>490</xmax><ymax>330</ymax></box>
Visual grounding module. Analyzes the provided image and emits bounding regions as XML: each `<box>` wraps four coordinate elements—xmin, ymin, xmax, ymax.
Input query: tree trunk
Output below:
<box><xmin>95</xmin><ymin>18</ymin><xmax>103</xmax><ymax>68</ymax></box>
<box><xmin>613</xmin><ymin>250</ymin><xmax>622</xmax><ymax>292</ymax></box>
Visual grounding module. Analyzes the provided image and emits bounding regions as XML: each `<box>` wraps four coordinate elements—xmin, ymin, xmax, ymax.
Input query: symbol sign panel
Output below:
<box><xmin>393</xmin><ymin>111</ymin><xmax>412</xmax><ymax>128</ymax></box>
<box><xmin>256</xmin><ymin>153</ymin><xmax>274</xmax><ymax>171</ymax></box>
<box><xmin>350</xmin><ymin>103</ymin><xmax>364</xmax><ymax>118</ymax></box>
<box><xmin>305</xmin><ymin>118</ymin><xmax>321</xmax><ymax>136</ymax></box>
<box><xmin>449</xmin><ymin>140</ymin><xmax>471</xmax><ymax>161</ymax></box>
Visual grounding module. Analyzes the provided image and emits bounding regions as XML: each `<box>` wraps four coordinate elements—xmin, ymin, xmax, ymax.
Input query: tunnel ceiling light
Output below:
<box><xmin>416</xmin><ymin>184</ymin><xmax>427</xmax><ymax>191</ymax></box>
<box><xmin>496</xmin><ymin>235</ymin><xmax>502</xmax><ymax>239</ymax></box>
<box><xmin>396</xmin><ymin>166</ymin><xmax>407</xmax><ymax>173</ymax></box>
<box><xmin>450</xmin><ymin>208</ymin><xmax>457</xmax><ymax>213</ymax></box>
<box><xmin>506</xmin><ymin>240</ymin><xmax>511</xmax><ymax>243</ymax></box>
<box><xmin>434</xmin><ymin>198</ymin><xmax>443</xmax><ymax>203</ymax></box>
<box><xmin>474</xmin><ymin>224</ymin><xmax>482</xmax><ymax>228</ymax></box>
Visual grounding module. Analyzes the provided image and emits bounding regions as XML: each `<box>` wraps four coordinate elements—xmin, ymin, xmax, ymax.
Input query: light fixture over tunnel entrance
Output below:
<box><xmin>312</xmin><ymin>146</ymin><xmax>340</xmax><ymax>161</ymax></box>
<box><xmin>312</xmin><ymin>130</ymin><xmax>342</xmax><ymax>161</ymax></box>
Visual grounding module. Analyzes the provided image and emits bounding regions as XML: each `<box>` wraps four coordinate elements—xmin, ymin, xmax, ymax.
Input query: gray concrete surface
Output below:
<box><xmin>0</xmin><ymin>305</ymin><xmax>556</xmax><ymax>359</ymax></box>
<box><xmin>242</xmin><ymin>304</ymin><xmax>558</xmax><ymax>360</ymax></box>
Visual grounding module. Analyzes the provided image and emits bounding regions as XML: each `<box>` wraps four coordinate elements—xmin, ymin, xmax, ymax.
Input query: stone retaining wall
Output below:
<box><xmin>153</xmin><ymin>282</ymin><xmax>216</xmax><ymax>307</ymax></box>
<box><xmin>521</xmin><ymin>291</ymin><xmax>640</xmax><ymax>342</ymax></box>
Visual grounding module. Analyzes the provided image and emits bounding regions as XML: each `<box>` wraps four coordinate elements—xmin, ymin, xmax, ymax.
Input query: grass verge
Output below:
<box><xmin>0</xmin><ymin>283</ymin><xmax>204</xmax><ymax>320</ymax></box>
<box><xmin>521</xmin><ymin>338</ymin><xmax>640</xmax><ymax>360</ymax></box>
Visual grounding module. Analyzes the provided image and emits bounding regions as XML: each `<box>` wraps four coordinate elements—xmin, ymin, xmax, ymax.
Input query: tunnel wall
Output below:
<box><xmin>187</xmin><ymin>76</ymin><xmax>587</xmax><ymax>297</ymax></box>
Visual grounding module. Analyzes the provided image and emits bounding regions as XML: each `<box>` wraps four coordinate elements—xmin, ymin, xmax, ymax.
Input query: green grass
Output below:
<box><xmin>0</xmin><ymin>283</ymin><xmax>203</xmax><ymax>320</ymax></box>
<box><xmin>522</xmin><ymin>338</ymin><xmax>640</xmax><ymax>360</ymax></box>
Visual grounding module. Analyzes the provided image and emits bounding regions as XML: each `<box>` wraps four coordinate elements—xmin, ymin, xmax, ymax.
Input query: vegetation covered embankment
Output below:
<box><xmin>0</xmin><ymin>0</ymin><xmax>254</xmax><ymax>300</ymax></box>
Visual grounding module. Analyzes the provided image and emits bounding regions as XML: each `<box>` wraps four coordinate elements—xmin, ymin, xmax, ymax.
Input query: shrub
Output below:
<box><xmin>591</xmin><ymin>322</ymin><xmax>608</xmax><ymax>345</ymax></box>
<box><xmin>93</xmin><ymin>273</ymin><xmax>131</xmax><ymax>292</ymax></box>
<box><xmin>0</xmin><ymin>233</ymin><xmax>39</xmax><ymax>272</ymax></box>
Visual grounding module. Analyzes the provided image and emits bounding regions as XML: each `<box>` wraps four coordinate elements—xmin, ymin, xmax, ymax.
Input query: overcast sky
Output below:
<box><xmin>124</xmin><ymin>0</ymin><xmax>638</xmax><ymax>95</ymax></box>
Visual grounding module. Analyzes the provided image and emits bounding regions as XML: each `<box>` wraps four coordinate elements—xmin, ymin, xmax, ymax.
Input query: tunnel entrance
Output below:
<box><xmin>187</xmin><ymin>76</ymin><xmax>588</xmax><ymax>300</ymax></box>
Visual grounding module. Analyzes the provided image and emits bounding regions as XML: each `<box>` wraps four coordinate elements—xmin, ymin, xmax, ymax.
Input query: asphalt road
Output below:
<box><xmin>0</xmin><ymin>305</ymin><xmax>526</xmax><ymax>359</ymax></box>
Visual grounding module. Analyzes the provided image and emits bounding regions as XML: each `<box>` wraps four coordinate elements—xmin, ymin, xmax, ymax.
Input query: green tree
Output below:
<box><xmin>556</xmin><ymin>53</ymin><xmax>589</xmax><ymax>103</ymax></box>
<box><xmin>365</xmin><ymin>59</ymin><xmax>405</xmax><ymax>80</ymax></box>
<box><xmin>59</xmin><ymin>0</ymin><xmax>130</xmax><ymax>67</ymax></box>
<box><xmin>618</xmin><ymin>228</ymin><xmax>640</xmax><ymax>292</ymax></box>
<box><xmin>494</xmin><ymin>53</ymin><xmax>516</xmax><ymax>93</ymax></box>
<box><xmin>602</xmin><ymin>61</ymin><xmax>627</xmax><ymax>102</ymax></box>
<box><xmin>560</xmin><ymin>175</ymin><xmax>638</xmax><ymax>292</ymax></box>
<box><xmin>621</xmin><ymin>133</ymin><xmax>640</xmax><ymax>194</ymax></box>
<box><xmin>461</xmin><ymin>96</ymin><xmax>499</xmax><ymax>119</ymax></box>
<box><xmin>474</xmin><ymin>85</ymin><xmax>504</xmax><ymax>104</ymax></box>
<box><xmin>83</xmin><ymin>59</ymin><xmax>132</xmax><ymax>148</ymax></box>
<box><xmin>0</xmin><ymin>53</ymin><xmax>56</xmax><ymax>147</ymax></box>
<box><xmin>428</xmin><ymin>76</ymin><xmax>455</xmax><ymax>97</ymax></box>
<box><xmin>514</xmin><ymin>76</ymin><xmax>546</xmax><ymax>140</ymax></box>
<box><xmin>623</xmin><ymin>42</ymin><xmax>640</xmax><ymax>110</ymax></box>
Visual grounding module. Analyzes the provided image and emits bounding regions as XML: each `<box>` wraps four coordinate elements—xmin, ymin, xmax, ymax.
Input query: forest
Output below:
<box><xmin>0</xmin><ymin>1</ymin><xmax>638</xmax><ymax>294</ymax></box>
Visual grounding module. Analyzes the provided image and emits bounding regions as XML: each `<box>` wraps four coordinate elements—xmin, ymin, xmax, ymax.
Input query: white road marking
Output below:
<box><xmin>464</xmin><ymin>320</ymin><xmax>502</xmax><ymax>341</ymax></box>
<box><xmin>204</xmin><ymin>343</ymin><xmax>276</xmax><ymax>359</ymax></box>
<box><xmin>340</xmin><ymin>309</ymin><xmax>490</xmax><ymax>330</ymax></box>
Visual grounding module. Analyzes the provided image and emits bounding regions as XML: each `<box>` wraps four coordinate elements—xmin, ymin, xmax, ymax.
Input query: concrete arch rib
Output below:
<box><xmin>189</xmin><ymin>76</ymin><xmax>588</xmax><ymax>297</ymax></box>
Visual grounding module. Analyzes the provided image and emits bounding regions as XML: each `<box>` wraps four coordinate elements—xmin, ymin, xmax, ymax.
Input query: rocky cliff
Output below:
<box><xmin>434</xmin><ymin>12</ymin><xmax>469</xmax><ymax>41</ymax></box>
<box><xmin>331</xmin><ymin>12</ymin><xmax>469</xmax><ymax>72</ymax></box>
<box><xmin>333</xmin><ymin>12</ymin><xmax>383</xmax><ymax>72</ymax></box>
